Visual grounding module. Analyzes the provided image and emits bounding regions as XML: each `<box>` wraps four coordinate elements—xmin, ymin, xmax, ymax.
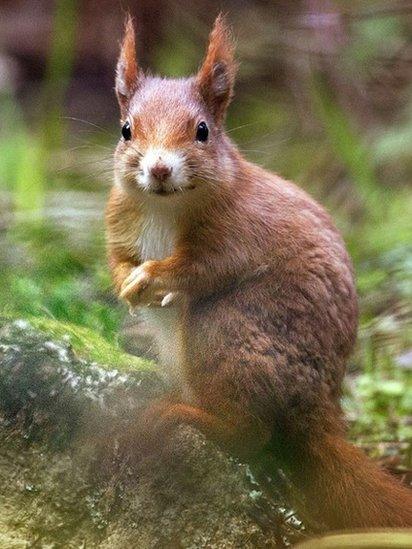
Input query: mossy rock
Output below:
<box><xmin>0</xmin><ymin>317</ymin><xmax>161</xmax><ymax>449</ymax></box>
<box><xmin>0</xmin><ymin>318</ymin><xmax>305</xmax><ymax>548</ymax></box>
<box><xmin>19</xmin><ymin>316</ymin><xmax>155</xmax><ymax>371</ymax></box>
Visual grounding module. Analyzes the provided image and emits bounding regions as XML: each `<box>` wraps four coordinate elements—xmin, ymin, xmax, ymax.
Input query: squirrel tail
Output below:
<box><xmin>276</xmin><ymin>426</ymin><xmax>412</xmax><ymax>529</ymax></box>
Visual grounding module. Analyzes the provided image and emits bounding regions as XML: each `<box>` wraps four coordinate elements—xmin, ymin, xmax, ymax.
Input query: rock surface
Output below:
<box><xmin>0</xmin><ymin>318</ymin><xmax>306</xmax><ymax>548</ymax></box>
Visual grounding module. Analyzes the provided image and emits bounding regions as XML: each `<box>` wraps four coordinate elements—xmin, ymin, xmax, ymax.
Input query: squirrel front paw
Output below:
<box><xmin>120</xmin><ymin>261</ymin><xmax>160</xmax><ymax>307</ymax></box>
<box><xmin>120</xmin><ymin>261</ymin><xmax>179</xmax><ymax>310</ymax></box>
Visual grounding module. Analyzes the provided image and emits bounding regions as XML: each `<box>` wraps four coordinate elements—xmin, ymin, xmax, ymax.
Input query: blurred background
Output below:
<box><xmin>0</xmin><ymin>1</ymin><xmax>411</xmax><ymax>466</ymax></box>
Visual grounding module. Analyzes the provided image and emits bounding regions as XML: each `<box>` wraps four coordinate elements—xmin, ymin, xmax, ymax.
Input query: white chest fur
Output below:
<box><xmin>136</xmin><ymin>210</ymin><xmax>188</xmax><ymax>394</ymax></box>
<box><xmin>137</xmin><ymin>211</ymin><xmax>176</xmax><ymax>262</ymax></box>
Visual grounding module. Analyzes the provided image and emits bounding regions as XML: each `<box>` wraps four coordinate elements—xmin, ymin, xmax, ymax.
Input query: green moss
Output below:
<box><xmin>10</xmin><ymin>316</ymin><xmax>154</xmax><ymax>372</ymax></box>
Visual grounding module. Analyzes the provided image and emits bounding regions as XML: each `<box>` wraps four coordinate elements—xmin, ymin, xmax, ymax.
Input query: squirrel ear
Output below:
<box><xmin>196</xmin><ymin>14</ymin><xmax>237</xmax><ymax>123</ymax></box>
<box><xmin>116</xmin><ymin>15</ymin><xmax>141</xmax><ymax>115</ymax></box>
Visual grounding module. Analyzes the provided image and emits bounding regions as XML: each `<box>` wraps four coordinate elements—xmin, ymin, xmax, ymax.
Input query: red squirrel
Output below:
<box><xmin>106</xmin><ymin>14</ymin><xmax>412</xmax><ymax>530</ymax></box>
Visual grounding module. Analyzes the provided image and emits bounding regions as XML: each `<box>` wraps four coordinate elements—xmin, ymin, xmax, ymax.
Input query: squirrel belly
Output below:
<box><xmin>135</xmin><ymin>205</ymin><xmax>188</xmax><ymax>393</ymax></box>
<box><xmin>106</xmin><ymin>14</ymin><xmax>412</xmax><ymax>531</ymax></box>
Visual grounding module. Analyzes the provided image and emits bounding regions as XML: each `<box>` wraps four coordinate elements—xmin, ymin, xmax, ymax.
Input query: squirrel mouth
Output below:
<box><xmin>152</xmin><ymin>188</ymin><xmax>173</xmax><ymax>196</ymax></box>
<box><xmin>150</xmin><ymin>185</ymin><xmax>196</xmax><ymax>196</ymax></box>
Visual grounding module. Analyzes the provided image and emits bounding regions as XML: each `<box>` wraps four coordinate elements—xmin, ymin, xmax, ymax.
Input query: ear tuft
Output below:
<box><xmin>196</xmin><ymin>14</ymin><xmax>237</xmax><ymax>123</ymax></box>
<box><xmin>116</xmin><ymin>14</ymin><xmax>141</xmax><ymax>115</ymax></box>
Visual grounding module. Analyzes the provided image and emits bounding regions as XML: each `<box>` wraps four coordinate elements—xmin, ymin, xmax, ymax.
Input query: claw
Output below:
<box><xmin>120</xmin><ymin>262</ymin><xmax>174</xmax><ymax>309</ymax></box>
<box><xmin>161</xmin><ymin>292</ymin><xmax>177</xmax><ymax>307</ymax></box>
<box><xmin>120</xmin><ymin>265</ymin><xmax>150</xmax><ymax>300</ymax></box>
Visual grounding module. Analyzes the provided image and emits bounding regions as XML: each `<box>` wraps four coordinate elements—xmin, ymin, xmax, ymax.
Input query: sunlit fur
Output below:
<box><xmin>107</xmin><ymin>14</ymin><xmax>412</xmax><ymax>531</ymax></box>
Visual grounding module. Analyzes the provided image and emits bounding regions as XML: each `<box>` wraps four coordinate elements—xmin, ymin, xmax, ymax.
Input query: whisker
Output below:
<box><xmin>226</xmin><ymin>121</ymin><xmax>260</xmax><ymax>135</ymax></box>
<box><xmin>240</xmin><ymin>131</ymin><xmax>294</xmax><ymax>147</ymax></box>
<box><xmin>71</xmin><ymin>169</ymin><xmax>114</xmax><ymax>184</ymax></box>
<box><xmin>70</xmin><ymin>136</ymin><xmax>114</xmax><ymax>151</ymax></box>
<box><xmin>55</xmin><ymin>155</ymin><xmax>114</xmax><ymax>173</ymax></box>
<box><xmin>61</xmin><ymin>144</ymin><xmax>99</xmax><ymax>155</ymax></box>
<box><xmin>62</xmin><ymin>116</ymin><xmax>116</xmax><ymax>137</ymax></box>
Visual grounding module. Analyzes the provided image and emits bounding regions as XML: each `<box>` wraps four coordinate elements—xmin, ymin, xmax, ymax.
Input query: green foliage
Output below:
<box><xmin>373</xmin><ymin>98</ymin><xmax>412</xmax><ymax>173</ymax></box>
<box><xmin>0</xmin><ymin>95</ymin><xmax>45</xmax><ymax>216</ymax></box>
<box><xmin>0</xmin><ymin>0</ymin><xmax>79</xmax><ymax>228</ymax></box>
<box><xmin>348</xmin><ymin>16</ymin><xmax>404</xmax><ymax>65</ymax></box>
<box><xmin>345</xmin><ymin>332</ymin><xmax>412</xmax><ymax>442</ymax></box>
<box><xmin>41</xmin><ymin>0</ymin><xmax>79</xmax><ymax>151</ymax></box>
<box><xmin>310</xmin><ymin>71</ymin><xmax>380</xmax><ymax>210</ymax></box>
<box><xmin>0</xmin><ymin>223</ymin><xmax>122</xmax><ymax>342</ymax></box>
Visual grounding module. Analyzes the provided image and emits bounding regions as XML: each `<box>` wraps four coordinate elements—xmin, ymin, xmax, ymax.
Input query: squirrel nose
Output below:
<box><xmin>150</xmin><ymin>161</ymin><xmax>172</xmax><ymax>181</ymax></box>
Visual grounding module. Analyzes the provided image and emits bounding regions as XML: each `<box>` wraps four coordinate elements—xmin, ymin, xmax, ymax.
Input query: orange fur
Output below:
<box><xmin>106</xmin><ymin>185</ymin><xmax>141</xmax><ymax>292</ymax></box>
<box><xmin>116</xmin><ymin>15</ymin><xmax>140</xmax><ymax>117</ymax></box>
<box><xmin>196</xmin><ymin>14</ymin><xmax>237</xmax><ymax>122</ymax></box>
<box><xmin>106</xmin><ymin>14</ymin><xmax>412</xmax><ymax>530</ymax></box>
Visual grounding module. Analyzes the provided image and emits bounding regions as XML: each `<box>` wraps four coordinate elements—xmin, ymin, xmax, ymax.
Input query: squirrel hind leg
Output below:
<box><xmin>140</xmin><ymin>398</ymin><xmax>271</xmax><ymax>458</ymax></box>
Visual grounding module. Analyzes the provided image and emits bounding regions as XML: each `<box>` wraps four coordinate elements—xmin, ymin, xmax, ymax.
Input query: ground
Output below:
<box><xmin>0</xmin><ymin>317</ymin><xmax>308</xmax><ymax>548</ymax></box>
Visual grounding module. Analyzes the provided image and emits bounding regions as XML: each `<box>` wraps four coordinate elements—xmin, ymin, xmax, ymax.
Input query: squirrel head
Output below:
<box><xmin>114</xmin><ymin>14</ymin><xmax>238</xmax><ymax>201</ymax></box>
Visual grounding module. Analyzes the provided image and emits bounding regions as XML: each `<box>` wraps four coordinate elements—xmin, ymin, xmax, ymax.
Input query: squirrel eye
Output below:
<box><xmin>196</xmin><ymin>121</ymin><xmax>209</xmax><ymax>142</ymax></box>
<box><xmin>121</xmin><ymin>121</ymin><xmax>132</xmax><ymax>141</ymax></box>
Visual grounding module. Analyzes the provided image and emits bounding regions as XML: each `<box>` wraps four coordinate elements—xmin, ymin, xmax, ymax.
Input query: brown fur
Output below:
<box><xmin>106</xmin><ymin>14</ymin><xmax>412</xmax><ymax>530</ymax></box>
